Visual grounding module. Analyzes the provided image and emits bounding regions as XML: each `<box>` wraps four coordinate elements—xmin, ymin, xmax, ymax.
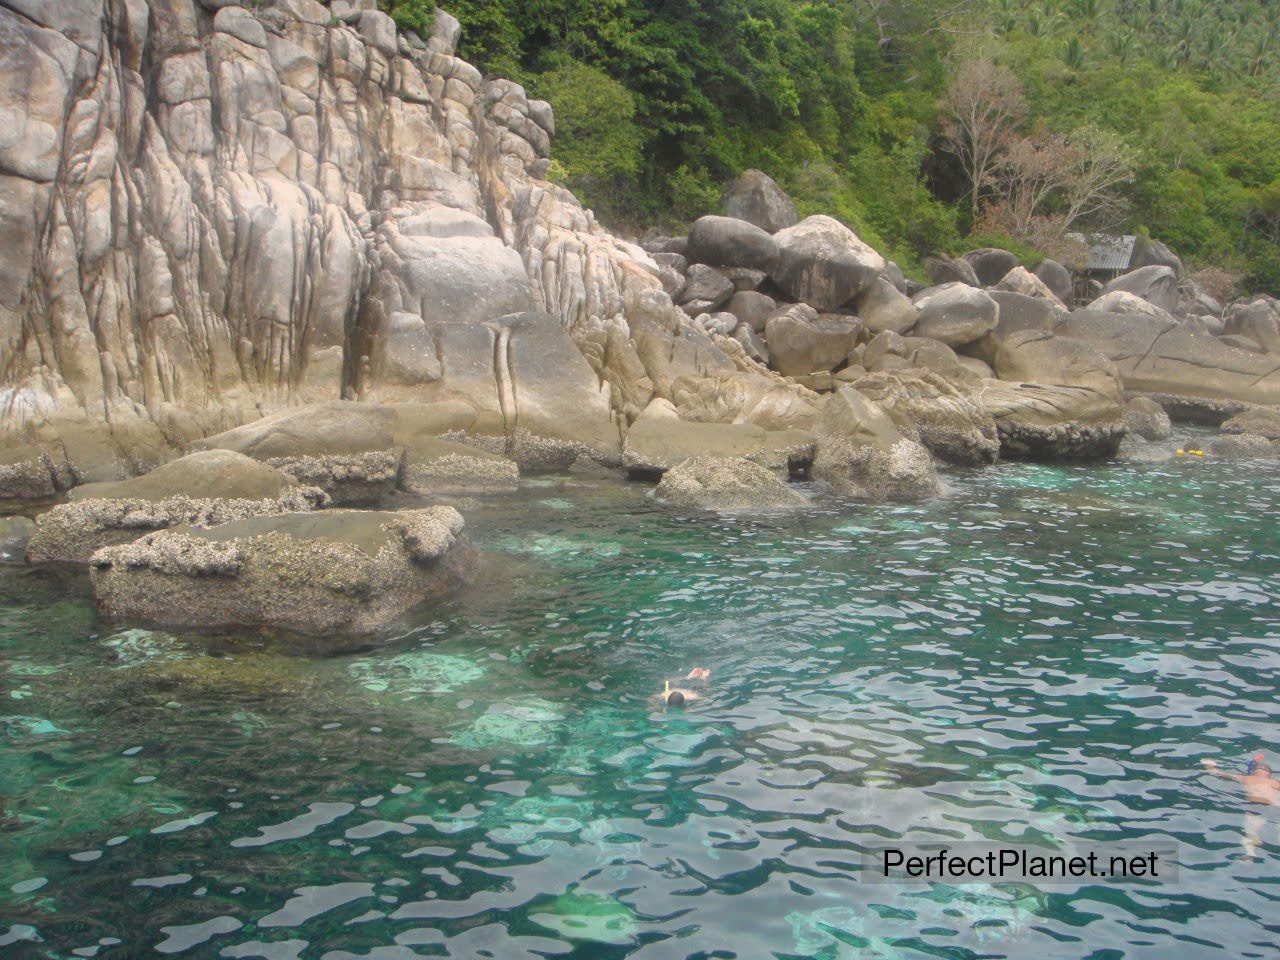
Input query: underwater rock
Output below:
<box><xmin>654</xmin><ymin>456</ymin><xmax>808</xmax><ymax>511</ymax></box>
<box><xmin>451</xmin><ymin>697</ymin><xmax>566</xmax><ymax>749</ymax></box>
<box><xmin>89</xmin><ymin>508</ymin><xmax>476</xmax><ymax>644</ymax></box>
<box><xmin>529</xmin><ymin>892</ymin><xmax>639</xmax><ymax>946</ymax></box>
<box><xmin>0</xmin><ymin>515</ymin><xmax>35</xmax><ymax>561</ymax></box>
<box><xmin>349</xmin><ymin>650</ymin><xmax>484</xmax><ymax>696</ymax></box>
<box><xmin>26</xmin><ymin>488</ymin><xmax>328</xmax><ymax>564</ymax></box>
<box><xmin>1208</xmin><ymin>433</ymin><xmax>1279</xmax><ymax>459</ymax></box>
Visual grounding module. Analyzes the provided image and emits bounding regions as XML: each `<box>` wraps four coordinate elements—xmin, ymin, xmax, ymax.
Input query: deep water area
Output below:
<box><xmin>2</xmin><ymin>455</ymin><xmax>1279</xmax><ymax>958</ymax></box>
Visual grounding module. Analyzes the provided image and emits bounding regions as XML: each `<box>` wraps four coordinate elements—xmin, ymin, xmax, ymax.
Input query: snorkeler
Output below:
<box><xmin>1202</xmin><ymin>754</ymin><xmax>1280</xmax><ymax>859</ymax></box>
<box><xmin>654</xmin><ymin>668</ymin><xmax>711</xmax><ymax>707</ymax></box>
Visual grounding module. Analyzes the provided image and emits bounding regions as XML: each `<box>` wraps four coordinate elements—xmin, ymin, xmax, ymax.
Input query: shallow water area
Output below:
<box><xmin>2</xmin><ymin>456</ymin><xmax>1279</xmax><ymax>958</ymax></box>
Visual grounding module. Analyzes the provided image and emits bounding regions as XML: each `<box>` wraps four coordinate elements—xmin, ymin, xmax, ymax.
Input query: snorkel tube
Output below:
<box><xmin>1246</xmin><ymin>753</ymin><xmax>1264</xmax><ymax>775</ymax></box>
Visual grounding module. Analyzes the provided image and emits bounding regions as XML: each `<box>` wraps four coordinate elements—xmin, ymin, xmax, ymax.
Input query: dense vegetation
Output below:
<box><xmin>379</xmin><ymin>0</ymin><xmax>1280</xmax><ymax>292</ymax></box>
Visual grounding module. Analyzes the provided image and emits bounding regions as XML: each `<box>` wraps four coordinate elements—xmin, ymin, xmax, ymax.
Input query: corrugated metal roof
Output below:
<box><xmin>1068</xmin><ymin>233</ymin><xmax>1136</xmax><ymax>272</ymax></box>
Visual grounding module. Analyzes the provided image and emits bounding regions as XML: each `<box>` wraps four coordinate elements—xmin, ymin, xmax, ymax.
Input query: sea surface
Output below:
<box><xmin>2</xmin><ymin>454</ymin><xmax>1279</xmax><ymax>959</ymax></box>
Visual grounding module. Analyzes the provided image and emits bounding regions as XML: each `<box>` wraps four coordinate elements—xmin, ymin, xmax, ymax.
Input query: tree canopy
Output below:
<box><xmin>377</xmin><ymin>0</ymin><xmax>1280</xmax><ymax>293</ymax></box>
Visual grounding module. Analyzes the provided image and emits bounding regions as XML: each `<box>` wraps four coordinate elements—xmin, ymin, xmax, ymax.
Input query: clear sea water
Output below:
<box><xmin>2</xmin><ymin>453</ymin><xmax>1279</xmax><ymax>959</ymax></box>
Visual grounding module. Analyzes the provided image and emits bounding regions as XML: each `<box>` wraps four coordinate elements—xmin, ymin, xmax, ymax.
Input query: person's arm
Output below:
<box><xmin>1202</xmin><ymin>759</ymin><xmax>1247</xmax><ymax>782</ymax></box>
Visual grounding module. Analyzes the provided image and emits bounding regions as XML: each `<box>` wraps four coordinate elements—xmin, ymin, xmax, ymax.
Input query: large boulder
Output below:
<box><xmin>770</xmin><ymin>216</ymin><xmax>884</xmax><ymax>310</ymax></box>
<box><xmin>1034</xmin><ymin>259</ymin><xmax>1074</xmax><ymax>305</ymax></box>
<box><xmin>911</xmin><ymin>284</ymin><xmax>999</xmax><ymax>347</ymax></box>
<box><xmin>1088</xmin><ymin>289</ymin><xmax>1175</xmax><ymax>323</ymax></box>
<box><xmin>1221</xmin><ymin>407</ymin><xmax>1280</xmax><ymax>440</ymax></box>
<box><xmin>622</xmin><ymin>401</ymin><xmax>814</xmax><ymax>476</ymax></box>
<box><xmin>965</xmin><ymin>291</ymin><xmax>1060</xmax><ymax>367</ymax></box>
<box><xmin>721</xmin><ymin>169</ymin><xmax>797</xmax><ymax>234</ymax></box>
<box><xmin>764</xmin><ymin>304</ymin><xmax>861</xmax><ymax>378</ymax></box>
<box><xmin>855</xmin><ymin>276</ymin><xmax>917</xmax><ymax>335</ymax></box>
<box><xmin>676</xmin><ymin>263</ymin><xmax>735</xmax><ymax>313</ymax></box>
<box><xmin>1131</xmin><ymin>238</ymin><xmax>1183</xmax><ymax>277</ymax></box>
<box><xmin>195</xmin><ymin>404</ymin><xmax>402</xmax><ymax>504</ymax></box>
<box><xmin>90</xmin><ymin>508</ymin><xmax>476</xmax><ymax>644</ymax></box>
<box><xmin>976</xmin><ymin>380</ymin><xmax>1125</xmax><ymax>460</ymax></box>
<box><xmin>1123</xmin><ymin>397</ymin><xmax>1172</xmax><ymax>441</ymax></box>
<box><xmin>925</xmin><ymin>255</ymin><xmax>980</xmax><ymax>288</ymax></box>
<box><xmin>1056</xmin><ymin>309</ymin><xmax>1280</xmax><ymax>418</ymax></box>
<box><xmin>1095</xmin><ymin>265</ymin><xmax>1179</xmax><ymax>315</ymax></box>
<box><xmin>994</xmin><ymin>266</ymin><xmax>1067</xmax><ymax>313</ymax></box>
<box><xmin>811</xmin><ymin>387</ymin><xmax>942</xmax><ymax>500</ymax></box>
<box><xmin>27</xmin><ymin>486</ymin><xmax>328</xmax><ymax>564</ymax></box>
<box><xmin>725</xmin><ymin>290</ymin><xmax>777</xmax><ymax>332</ymax></box>
<box><xmin>67</xmin><ymin>450</ymin><xmax>297</xmax><ymax>503</ymax></box>
<box><xmin>1223</xmin><ymin>298</ymin><xmax>1280</xmax><ymax>354</ymax></box>
<box><xmin>686</xmin><ymin>215</ymin><xmax>779</xmax><ymax>272</ymax></box>
<box><xmin>849</xmin><ymin>369</ymin><xmax>999</xmax><ymax>466</ymax></box>
<box><xmin>655</xmin><ymin>456</ymin><xmax>808</xmax><ymax>511</ymax></box>
<box><xmin>963</xmin><ymin>248</ymin><xmax>1021</xmax><ymax>287</ymax></box>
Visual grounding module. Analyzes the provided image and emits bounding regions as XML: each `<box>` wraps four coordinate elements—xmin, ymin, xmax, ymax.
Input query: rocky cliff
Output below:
<box><xmin>0</xmin><ymin>0</ymin><xmax>798</xmax><ymax>485</ymax></box>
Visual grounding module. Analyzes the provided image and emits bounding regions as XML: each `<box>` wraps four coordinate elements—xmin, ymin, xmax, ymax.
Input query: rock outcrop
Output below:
<box><xmin>811</xmin><ymin>387</ymin><xmax>942</xmax><ymax>500</ymax></box>
<box><xmin>0</xmin><ymin>0</ymin><xmax>770</xmax><ymax>487</ymax></box>
<box><xmin>654</xmin><ymin>456</ymin><xmax>808</xmax><ymax>510</ymax></box>
<box><xmin>90</xmin><ymin>506</ymin><xmax>475</xmax><ymax>642</ymax></box>
<box><xmin>721</xmin><ymin>169</ymin><xmax>797</xmax><ymax>233</ymax></box>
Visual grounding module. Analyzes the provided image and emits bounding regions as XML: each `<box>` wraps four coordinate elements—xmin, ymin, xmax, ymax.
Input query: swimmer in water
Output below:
<box><xmin>654</xmin><ymin>668</ymin><xmax>711</xmax><ymax>707</ymax></box>
<box><xmin>1202</xmin><ymin>754</ymin><xmax>1280</xmax><ymax>859</ymax></box>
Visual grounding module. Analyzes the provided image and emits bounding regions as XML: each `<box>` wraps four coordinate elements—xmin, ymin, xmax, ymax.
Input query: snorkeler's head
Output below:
<box><xmin>1246</xmin><ymin>754</ymin><xmax>1268</xmax><ymax>776</ymax></box>
<box><xmin>666</xmin><ymin>690</ymin><xmax>686</xmax><ymax>708</ymax></box>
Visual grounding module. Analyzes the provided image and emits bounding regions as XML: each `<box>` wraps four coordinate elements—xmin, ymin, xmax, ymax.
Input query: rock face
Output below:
<box><xmin>1057</xmin><ymin>310</ymin><xmax>1280</xmax><ymax>417</ymax></box>
<box><xmin>90</xmin><ymin>507</ymin><xmax>476</xmax><ymax>642</ymax></box>
<box><xmin>0</xmin><ymin>0</ymin><xmax>762</xmax><ymax>487</ymax></box>
<box><xmin>811</xmin><ymin>387</ymin><xmax>942</xmax><ymax>500</ymax></box>
<box><xmin>1033</xmin><ymin>259</ymin><xmax>1074</xmax><ymax>305</ymax></box>
<box><xmin>721</xmin><ymin>169</ymin><xmax>797</xmax><ymax>233</ymax></box>
<box><xmin>399</xmin><ymin>436</ymin><xmax>519</xmax><ymax>494</ymax></box>
<box><xmin>654</xmin><ymin>456</ymin><xmax>807</xmax><ymax>510</ymax></box>
<box><xmin>994</xmin><ymin>267</ymin><xmax>1067</xmax><ymax>313</ymax></box>
<box><xmin>856</xmin><ymin>277</ymin><xmax>917</xmax><ymax>335</ymax></box>
<box><xmin>925</xmin><ymin>255</ymin><xmax>981</xmax><ymax>288</ymax></box>
<box><xmin>771</xmin><ymin>216</ymin><xmax>884</xmax><ymax>311</ymax></box>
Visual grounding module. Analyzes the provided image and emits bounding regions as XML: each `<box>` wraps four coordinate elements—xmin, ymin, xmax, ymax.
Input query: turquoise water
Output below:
<box><xmin>2</xmin><ymin>457</ymin><xmax>1280</xmax><ymax>958</ymax></box>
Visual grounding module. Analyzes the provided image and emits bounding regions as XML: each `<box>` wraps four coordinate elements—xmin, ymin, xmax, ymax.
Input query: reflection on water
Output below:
<box><xmin>2</xmin><ymin>457</ymin><xmax>1279</xmax><ymax>958</ymax></box>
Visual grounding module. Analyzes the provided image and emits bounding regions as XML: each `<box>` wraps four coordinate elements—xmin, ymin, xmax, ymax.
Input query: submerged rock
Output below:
<box><xmin>1208</xmin><ymin>433</ymin><xmax>1279</xmax><ymax>459</ymax></box>
<box><xmin>89</xmin><ymin>508</ymin><xmax>475</xmax><ymax>643</ymax></box>
<box><xmin>0</xmin><ymin>516</ymin><xmax>35</xmax><ymax>562</ymax></box>
<box><xmin>655</xmin><ymin>456</ymin><xmax>808</xmax><ymax>511</ymax></box>
<box><xmin>27</xmin><ymin>488</ymin><xmax>328</xmax><ymax>564</ymax></box>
